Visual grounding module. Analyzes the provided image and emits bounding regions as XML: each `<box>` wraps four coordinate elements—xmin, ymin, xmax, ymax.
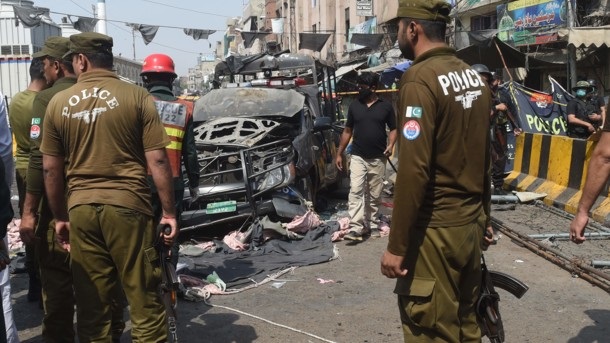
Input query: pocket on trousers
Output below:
<box><xmin>397</xmin><ymin>277</ymin><xmax>437</xmax><ymax>330</ymax></box>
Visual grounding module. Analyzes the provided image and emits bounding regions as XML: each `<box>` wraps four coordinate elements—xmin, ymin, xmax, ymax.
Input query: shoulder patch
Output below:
<box><xmin>30</xmin><ymin>125</ymin><xmax>41</xmax><ymax>139</ymax></box>
<box><xmin>31</xmin><ymin>117</ymin><xmax>41</xmax><ymax>125</ymax></box>
<box><xmin>403</xmin><ymin>120</ymin><xmax>420</xmax><ymax>140</ymax></box>
<box><xmin>405</xmin><ymin>106</ymin><xmax>422</xmax><ymax>118</ymax></box>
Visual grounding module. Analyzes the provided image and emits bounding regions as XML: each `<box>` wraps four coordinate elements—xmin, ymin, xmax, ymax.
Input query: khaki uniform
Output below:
<box><xmin>41</xmin><ymin>69</ymin><xmax>169</xmax><ymax>342</ymax></box>
<box><xmin>390</xmin><ymin>47</ymin><xmax>492</xmax><ymax>342</ymax></box>
<box><xmin>8</xmin><ymin>89</ymin><xmax>39</xmax><ymax>288</ymax></box>
<box><xmin>29</xmin><ymin>77</ymin><xmax>125</xmax><ymax>342</ymax></box>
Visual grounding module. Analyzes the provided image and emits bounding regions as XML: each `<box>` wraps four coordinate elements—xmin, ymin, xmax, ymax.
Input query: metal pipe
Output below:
<box><xmin>491</xmin><ymin>195</ymin><xmax>519</xmax><ymax>203</ymax></box>
<box><xmin>491</xmin><ymin>217</ymin><xmax>610</xmax><ymax>293</ymax></box>
<box><xmin>533</xmin><ymin>200</ymin><xmax>610</xmax><ymax>233</ymax></box>
<box><xmin>528</xmin><ymin>232</ymin><xmax>610</xmax><ymax>239</ymax></box>
<box><xmin>592</xmin><ymin>261</ymin><xmax>610</xmax><ymax>267</ymax></box>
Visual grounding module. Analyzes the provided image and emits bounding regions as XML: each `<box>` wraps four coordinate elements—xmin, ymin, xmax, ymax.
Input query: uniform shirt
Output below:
<box><xmin>26</xmin><ymin>77</ymin><xmax>77</xmax><ymax>196</ymax></box>
<box><xmin>148</xmin><ymin>85</ymin><xmax>199</xmax><ymax>191</ymax></box>
<box><xmin>388</xmin><ymin>47</ymin><xmax>492</xmax><ymax>256</ymax></box>
<box><xmin>8</xmin><ymin>89</ymin><xmax>38</xmax><ymax>170</ymax></box>
<box><xmin>590</xmin><ymin>94</ymin><xmax>606</xmax><ymax>112</ymax></box>
<box><xmin>345</xmin><ymin>98</ymin><xmax>396</xmax><ymax>159</ymax></box>
<box><xmin>566</xmin><ymin>98</ymin><xmax>596</xmax><ymax>138</ymax></box>
<box><xmin>41</xmin><ymin>70</ymin><xmax>169</xmax><ymax>216</ymax></box>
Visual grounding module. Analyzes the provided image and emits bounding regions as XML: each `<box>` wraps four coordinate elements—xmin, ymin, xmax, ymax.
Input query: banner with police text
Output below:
<box><xmin>503</xmin><ymin>76</ymin><xmax>572</xmax><ymax>173</ymax></box>
<box><xmin>508</xmin><ymin>76</ymin><xmax>571</xmax><ymax>136</ymax></box>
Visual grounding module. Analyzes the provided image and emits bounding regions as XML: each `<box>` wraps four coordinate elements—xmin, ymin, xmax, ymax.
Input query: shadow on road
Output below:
<box><xmin>568</xmin><ymin>309</ymin><xmax>610</xmax><ymax>343</ymax></box>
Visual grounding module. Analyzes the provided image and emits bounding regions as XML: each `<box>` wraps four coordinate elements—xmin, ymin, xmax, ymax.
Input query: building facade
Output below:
<box><xmin>0</xmin><ymin>0</ymin><xmax>60</xmax><ymax>100</ymax></box>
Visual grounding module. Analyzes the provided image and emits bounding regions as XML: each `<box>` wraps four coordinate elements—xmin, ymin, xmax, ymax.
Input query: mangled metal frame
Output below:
<box><xmin>184</xmin><ymin>53</ymin><xmax>340</xmax><ymax>231</ymax></box>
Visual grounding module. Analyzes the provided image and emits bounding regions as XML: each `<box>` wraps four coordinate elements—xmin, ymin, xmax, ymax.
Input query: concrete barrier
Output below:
<box><xmin>505</xmin><ymin>132</ymin><xmax>610</xmax><ymax>225</ymax></box>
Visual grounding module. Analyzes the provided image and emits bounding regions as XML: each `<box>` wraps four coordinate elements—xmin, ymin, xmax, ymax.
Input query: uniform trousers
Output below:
<box><xmin>69</xmin><ymin>204</ymin><xmax>166</xmax><ymax>343</ymax></box>
<box><xmin>37</xmin><ymin>200</ymin><xmax>125</xmax><ymax>343</ymax></box>
<box><xmin>15</xmin><ymin>167</ymin><xmax>40</xmax><ymax>298</ymax></box>
<box><xmin>395</xmin><ymin>212</ymin><xmax>484</xmax><ymax>343</ymax></box>
<box><xmin>347</xmin><ymin>155</ymin><xmax>385</xmax><ymax>234</ymax></box>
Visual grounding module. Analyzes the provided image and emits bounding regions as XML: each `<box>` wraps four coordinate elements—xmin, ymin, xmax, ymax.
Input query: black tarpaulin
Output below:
<box><xmin>186</xmin><ymin>221</ymin><xmax>340</xmax><ymax>287</ymax></box>
<box><xmin>456</xmin><ymin>36</ymin><xmax>562</xmax><ymax>69</ymax></box>
<box><xmin>298</xmin><ymin>33</ymin><xmax>331</xmax><ymax>52</ymax></box>
<box><xmin>241</xmin><ymin>31</ymin><xmax>271</xmax><ymax>48</ymax></box>
<box><xmin>350</xmin><ymin>33</ymin><xmax>384</xmax><ymax>50</ymax></box>
<box><xmin>128</xmin><ymin>24</ymin><xmax>160</xmax><ymax>45</ymax></box>
<box><xmin>183</xmin><ymin>29</ymin><xmax>216</xmax><ymax>41</ymax></box>
<box><xmin>12</xmin><ymin>5</ymin><xmax>46</xmax><ymax>27</ymax></box>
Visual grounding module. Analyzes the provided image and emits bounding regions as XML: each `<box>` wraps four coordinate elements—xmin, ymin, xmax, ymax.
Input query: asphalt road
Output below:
<box><xmin>11</xmin><ymin>203</ymin><xmax>610</xmax><ymax>342</ymax></box>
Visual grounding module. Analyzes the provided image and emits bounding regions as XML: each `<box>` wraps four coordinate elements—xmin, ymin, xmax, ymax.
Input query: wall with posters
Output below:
<box><xmin>496</xmin><ymin>0</ymin><xmax>573</xmax><ymax>46</ymax></box>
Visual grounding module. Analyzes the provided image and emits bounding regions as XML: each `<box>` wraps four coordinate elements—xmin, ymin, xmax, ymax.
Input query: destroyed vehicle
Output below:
<box><xmin>181</xmin><ymin>53</ymin><xmax>343</xmax><ymax>232</ymax></box>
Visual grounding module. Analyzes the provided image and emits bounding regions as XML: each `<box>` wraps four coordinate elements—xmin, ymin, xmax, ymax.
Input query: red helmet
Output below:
<box><xmin>141</xmin><ymin>53</ymin><xmax>177</xmax><ymax>77</ymax></box>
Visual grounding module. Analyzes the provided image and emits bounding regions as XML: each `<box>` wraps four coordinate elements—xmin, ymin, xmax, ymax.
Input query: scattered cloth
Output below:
<box><xmin>186</xmin><ymin>222</ymin><xmax>340</xmax><ymax>287</ymax></box>
<box><xmin>285</xmin><ymin>210</ymin><xmax>321</xmax><ymax>234</ymax></box>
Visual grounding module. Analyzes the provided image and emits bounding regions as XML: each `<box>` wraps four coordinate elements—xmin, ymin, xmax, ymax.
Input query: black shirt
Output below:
<box><xmin>346</xmin><ymin>97</ymin><xmax>396</xmax><ymax>159</ymax></box>
<box><xmin>567</xmin><ymin>98</ymin><xmax>596</xmax><ymax>138</ymax></box>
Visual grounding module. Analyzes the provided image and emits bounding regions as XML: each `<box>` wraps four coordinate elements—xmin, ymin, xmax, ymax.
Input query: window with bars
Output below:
<box><xmin>0</xmin><ymin>45</ymin><xmax>31</xmax><ymax>55</ymax></box>
<box><xmin>470</xmin><ymin>13</ymin><xmax>497</xmax><ymax>31</ymax></box>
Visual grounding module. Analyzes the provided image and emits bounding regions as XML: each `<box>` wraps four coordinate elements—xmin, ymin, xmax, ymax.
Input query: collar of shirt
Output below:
<box><xmin>148</xmin><ymin>85</ymin><xmax>177</xmax><ymax>101</ymax></box>
<box><xmin>412</xmin><ymin>46</ymin><xmax>456</xmax><ymax>65</ymax></box>
<box><xmin>54</xmin><ymin>77</ymin><xmax>77</xmax><ymax>86</ymax></box>
<box><xmin>77</xmin><ymin>69</ymin><xmax>119</xmax><ymax>82</ymax></box>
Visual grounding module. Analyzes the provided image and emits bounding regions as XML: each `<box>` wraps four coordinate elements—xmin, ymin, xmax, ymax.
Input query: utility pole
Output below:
<box><xmin>132</xmin><ymin>27</ymin><xmax>136</xmax><ymax>60</ymax></box>
<box><xmin>290</xmin><ymin>0</ymin><xmax>297</xmax><ymax>52</ymax></box>
<box><xmin>567</xmin><ymin>0</ymin><xmax>577</xmax><ymax>90</ymax></box>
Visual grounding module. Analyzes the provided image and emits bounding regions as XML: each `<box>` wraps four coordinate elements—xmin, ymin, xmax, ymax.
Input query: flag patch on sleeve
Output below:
<box><xmin>405</xmin><ymin>106</ymin><xmax>422</xmax><ymax>118</ymax></box>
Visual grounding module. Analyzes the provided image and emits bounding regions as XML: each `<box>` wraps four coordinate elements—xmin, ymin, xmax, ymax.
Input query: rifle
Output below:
<box><xmin>477</xmin><ymin>255</ymin><xmax>529</xmax><ymax>343</ymax></box>
<box><xmin>156</xmin><ymin>224</ymin><xmax>180</xmax><ymax>342</ymax></box>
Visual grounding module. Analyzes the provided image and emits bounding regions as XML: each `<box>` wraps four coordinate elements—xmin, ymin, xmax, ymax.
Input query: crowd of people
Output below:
<box><xmin>0</xmin><ymin>31</ymin><xmax>196</xmax><ymax>342</ymax></box>
<box><xmin>0</xmin><ymin>0</ymin><xmax>606</xmax><ymax>342</ymax></box>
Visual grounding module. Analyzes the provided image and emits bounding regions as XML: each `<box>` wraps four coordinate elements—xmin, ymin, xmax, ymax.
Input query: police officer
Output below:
<box><xmin>473</xmin><ymin>64</ymin><xmax>522</xmax><ymax>194</ymax></box>
<box><xmin>19</xmin><ymin>36</ymin><xmax>126</xmax><ymax>343</ymax></box>
<box><xmin>7</xmin><ymin>58</ymin><xmax>47</xmax><ymax>304</ymax></box>
<box><xmin>587</xmin><ymin>79</ymin><xmax>606</xmax><ymax>127</ymax></box>
<box><xmin>380</xmin><ymin>1</ymin><xmax>494</xmax><ymax>341</ymax></box>
<box><xmin>141</xmin><ymin>53</ymin><xmax>200</xmax><ymax>266</ymax></box>
<box><xmin>40</xmin><ymin>32</ymin><xmax>177</xmax><ymax>342</ymax></box>
<box><xmin>567</xmin><ymin>81</ymin><xmax>601</xmax><ymax>139</ymax></box>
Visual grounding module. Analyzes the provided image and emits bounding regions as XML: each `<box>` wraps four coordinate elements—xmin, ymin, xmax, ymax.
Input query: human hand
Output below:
<box><xmin>482</xmin><ymin>226</ymin><xmax>496</xmax><ymax>251</ymax></box>
<box><xmin>588</xmin><ymin>124</ymin><xmax>596</xmax><ymax>132</ymax></box>
<box><xmin>496</xmin><ymin>103</ymin><xmax>508</xmax><ymax>112</ymax></box>
<box><xmin>19</xmin><ymin>213</ymin><xmax>38</xmax><ymax>244</ymax></box>
<box><xmin>54</xmin><ymin>220</ymin><xmax>71</xmax><ymax>252</ymax></box>
<box><xmin>383</xmin><ymin>146</ymin><xmax>393</xmax><ymax>157</ymax></box>
<box><xmin>335</xmin><ymin>155</ymin><xmax>343</xmax><ymax>172</ymax></box>
<box><xmin>380</xmin><ymin>250</ymin><xmax>408</xmax><ymax>278</ymax></box>
<box><xmin>569</xmin><ymin>212</ymin><xmax>588</xmax><ymax>244</ymax></box>
<box><xmin>514</xmin><ymin>128</ymin><xmax>523</xmax><ymax>136</ymax></box>
<box><xmin>159</xmin><ymin>215</ymin><xmax>179</xmax><ymax>246</ymax></box>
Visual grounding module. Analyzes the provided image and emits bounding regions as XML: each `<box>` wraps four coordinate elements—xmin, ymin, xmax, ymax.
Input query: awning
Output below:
<box><xmin>299</xmin><ymin>33</ymin><xmax>331</xmax><ymax>52</ymax></box>
<box><xmin>456</xmin><ymin>36</ymin><xmax>563</xmax><ymax>69</ymax></box>
<box><xmin>335</xmin><ymin>61</ymin><xmax>366</xmax><ymax>79</ymax></box>
<box><xmin>360</xmin><ymin>61</ymin><xmax>392</xmax><ymax>73</ymax></box>
<box><xmin>241</xmin><ymin>31</ymin><xmax>272</xmax><ymax>48</ymax></box>
<box><xmin>558</xmin><ymin>26</ymin><xmax>610</xmax><ymax>48</ymax></box>
<box><xmin>349</xmin><ymin>33</ymin><xmax>385</xmax><ymax>50</ymax></box>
